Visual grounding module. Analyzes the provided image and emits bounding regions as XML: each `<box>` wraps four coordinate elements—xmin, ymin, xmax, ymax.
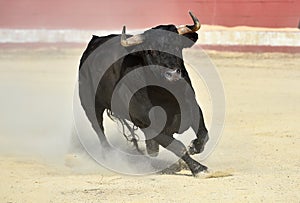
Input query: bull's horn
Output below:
<box><xmin>121</xmin><ymin>26</ymin><xmax>144</xmax><ymax>47</ymax></box>
<box><xmin>177</xmin><ymin>11</ymin><xmax>201</xmax><ymax>35</ymax></box>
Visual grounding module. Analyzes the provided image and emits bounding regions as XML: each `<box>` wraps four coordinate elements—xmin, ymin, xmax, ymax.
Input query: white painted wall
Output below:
<box><xmin>1</xmin><ymin>27</ymin><xmax>299</xmax><ymax>46</ymax></box>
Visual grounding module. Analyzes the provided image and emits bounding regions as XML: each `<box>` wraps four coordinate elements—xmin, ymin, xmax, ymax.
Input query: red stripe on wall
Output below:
<box><xmin>0</xmin><ymin>43</ymin><xmax>299</xmax><ymax>54</ymax></box>
<box><xmin>197</xmin><ymin>45</ymin><xmax>300</xmax><ymax>54</ymax></box>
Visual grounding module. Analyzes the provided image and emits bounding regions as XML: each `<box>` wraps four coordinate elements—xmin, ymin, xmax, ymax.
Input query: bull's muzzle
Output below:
<box><xmin>164</xmin><ymin>69</ymin><xmax>182</xmax><ymax>81</ymax></box>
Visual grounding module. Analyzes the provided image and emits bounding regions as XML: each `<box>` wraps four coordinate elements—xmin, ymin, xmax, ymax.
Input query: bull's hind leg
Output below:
<box><xmin>95</xmin><ymin>106</ymin><xmax>111</xmax><ymax>149</ymax></box>
<box><xmin>153</xmin><ymin>134</ymin><xmax>207</xmax><ymax>176</ymax></box>
<box><xmin>145</xmin><ymin>139</ymin><xmax>159</xmax><ymax>157</ymax></box>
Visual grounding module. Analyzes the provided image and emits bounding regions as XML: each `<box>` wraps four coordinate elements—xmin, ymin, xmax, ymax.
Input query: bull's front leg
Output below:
<box><xmin>153</xmin><ymin>134</ymin><xmax>207</xmax><ymax>176</ymax></box>
<box><xmin>189</xmin><ymin>106</ymin><xmax>209</xmax><ymax>155</ymax></box>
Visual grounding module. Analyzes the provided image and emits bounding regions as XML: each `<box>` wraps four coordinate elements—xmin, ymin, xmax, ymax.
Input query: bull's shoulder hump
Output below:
<box><xmin>79</xmin><ymin>34</ymin><xmax>119</xmax><ymax>70</ymax></box>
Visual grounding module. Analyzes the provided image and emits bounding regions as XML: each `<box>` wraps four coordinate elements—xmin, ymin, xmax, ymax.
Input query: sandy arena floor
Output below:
<box><xmin>0</xmin><ymin>47</ymin><xmax>299</xmax><ymax>202</ymax></box>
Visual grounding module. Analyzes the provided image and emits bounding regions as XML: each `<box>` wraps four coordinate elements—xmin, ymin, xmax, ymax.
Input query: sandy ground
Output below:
<box><xmin>0</xmin><ymin>47</ymin><xmax>299</xmax><ymax>202</ymax></box>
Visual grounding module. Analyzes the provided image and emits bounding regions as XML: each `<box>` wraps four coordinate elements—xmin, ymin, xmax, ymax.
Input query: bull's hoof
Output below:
<box><xmin>188</xmin><ymin>139</ymin><xmax>205</xmax><ymax>155</ymax></box>
<box><xmin>146</xmin><ymin>139</ymin><xmax>159</xmax><ymax>157</ymax></box>
<box><xmin>191</xmin><ymin>164</ymin><xmax>208</xmax><ymax>176</ymax></box>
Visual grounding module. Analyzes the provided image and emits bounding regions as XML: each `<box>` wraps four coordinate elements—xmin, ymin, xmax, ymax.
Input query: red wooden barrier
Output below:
<box><xmin>0</xmin><ymin>0</ymin><xmax>299</xmax><ymax>29</ymax></box>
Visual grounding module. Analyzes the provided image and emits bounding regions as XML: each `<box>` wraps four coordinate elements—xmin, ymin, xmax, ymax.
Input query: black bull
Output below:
<box><xmin>78</xmin><ymin>12</ymin><xmax>209</xmax><ymax>175</ymax></box>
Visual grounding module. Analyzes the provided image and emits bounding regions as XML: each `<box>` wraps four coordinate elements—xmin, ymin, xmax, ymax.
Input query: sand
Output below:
<box><xmin>0</xmin><ymin>48</ymin><xmax>299</xmax><ymax>202</ymax></box>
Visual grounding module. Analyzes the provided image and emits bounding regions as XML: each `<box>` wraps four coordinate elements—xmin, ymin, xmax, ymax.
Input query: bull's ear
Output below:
<box><xmin>182</xmin><ymin>32</ymin><xmax>198</xmax><ymax>48</ymax></box>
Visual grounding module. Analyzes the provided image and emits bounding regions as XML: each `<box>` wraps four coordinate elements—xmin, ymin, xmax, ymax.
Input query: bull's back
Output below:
<box><xmin>79</xmin><ymin>34</ymin><xmax>119</xmax><ymax>70</ymax></box>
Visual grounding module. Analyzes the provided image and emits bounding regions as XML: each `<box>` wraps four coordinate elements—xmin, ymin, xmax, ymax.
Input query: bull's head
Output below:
<box><xmin>120</xmin><ymin>11</ymin><xmax>200</xmax><ymax>82</ymax></box>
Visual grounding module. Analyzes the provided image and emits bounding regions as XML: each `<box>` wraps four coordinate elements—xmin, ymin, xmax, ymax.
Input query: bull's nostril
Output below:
<box><xmin>165</xmin><ymin>72</ymin><xmax>172</xmax><ymax>78</ymax></box>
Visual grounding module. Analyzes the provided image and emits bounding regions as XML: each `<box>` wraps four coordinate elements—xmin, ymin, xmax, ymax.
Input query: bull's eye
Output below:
<box><xmin>176</xmin><ymin>69</ymin><xmax>181</xmax><ymax>74</ymax></box>
<box><xmin>149</xmin><ymin>50</ymin><xmax>158</xmax><ymax>57</ymax></box>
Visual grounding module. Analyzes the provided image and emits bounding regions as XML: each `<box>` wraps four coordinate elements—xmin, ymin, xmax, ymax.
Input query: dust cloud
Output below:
<box><xmin>0</xmin><ymin>49</ymin><xmax>78</xmax><ymax>165</ymax></box>
<box><xmin>0</xmin><ymin>48</ymin><xmax>214</xmax><ymax>176</ymax></box>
